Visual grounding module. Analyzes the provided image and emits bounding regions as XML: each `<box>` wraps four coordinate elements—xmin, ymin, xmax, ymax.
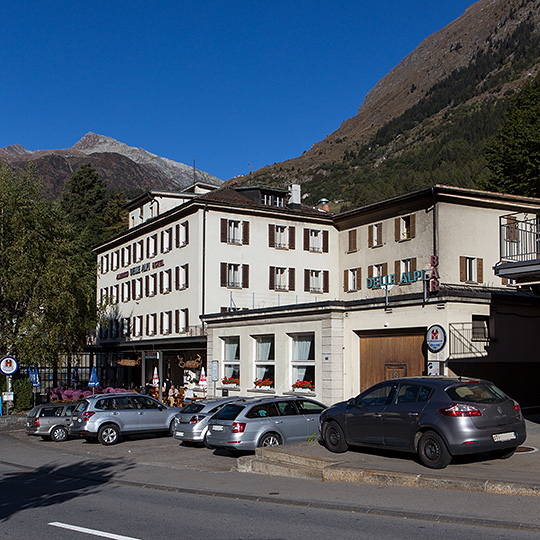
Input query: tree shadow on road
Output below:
<box><xmin>0</xmin><ymin>460</ymin><xmax>133</xmax><ymax>522</ymax></box>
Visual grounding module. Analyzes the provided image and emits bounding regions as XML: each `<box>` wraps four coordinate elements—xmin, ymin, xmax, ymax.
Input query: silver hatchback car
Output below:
<box><xmin>26</xmin><ymin>403</ymin><xmax>78</xmax><ymax>442</ymax></box>
<box><xmin>69</xmin><ymin>392</ymin><xmax>180</xmax><ymax>445</ymax></box>
<box><xmin>205</xmin><ymin>396</ymin><xmax>326</xmax><ymax>452</ymax></box>
<box><xmin>172</xmin><ymin>397</ymin><xmax>243</xmax><ymax>445</ymax></box>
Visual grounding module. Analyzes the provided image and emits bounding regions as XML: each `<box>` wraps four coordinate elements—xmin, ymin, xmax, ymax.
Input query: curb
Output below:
<box><xmin>237</xmin><ymin>446</ymin><xmax>540</xmax><ymax>497</ymax></box>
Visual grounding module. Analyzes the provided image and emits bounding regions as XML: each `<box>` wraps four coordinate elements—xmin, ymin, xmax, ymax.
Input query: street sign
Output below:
<box><xmin>2</xmin><ymin>392</ymin><xmax>14</xmax><ymax>402</ymax></box>
<box><xmin>0</xmin><ymin>356</ymin><xmax>18</xmax><ymax>376</ymax></box>
<box><xmin>426</xmin><ymin>324</ymin><xmax>446</xmax><ymax>353</ymax></box>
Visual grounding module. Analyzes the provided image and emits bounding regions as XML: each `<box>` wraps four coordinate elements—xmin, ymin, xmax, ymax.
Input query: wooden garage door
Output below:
<box><xmin>359</xmin><ymin>330</ymin><xmax>426</xmax><ymax>392</ymax></box>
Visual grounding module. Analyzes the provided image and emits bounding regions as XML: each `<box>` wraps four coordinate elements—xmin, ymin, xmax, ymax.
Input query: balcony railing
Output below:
<box><xmin>500</xmin><ymin>213</ymin><xmax>540</xmax><ymax>263</ymax></box>
<box><xmin>449</xmin><ymin>323</ymin><xmax>489</xmax><ymax>359</ymax></box>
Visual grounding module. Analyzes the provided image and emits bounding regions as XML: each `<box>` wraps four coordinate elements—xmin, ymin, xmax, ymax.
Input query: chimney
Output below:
<box><xmin>316</xmin><ymin>198</ymin><xmax>330</xmax><ymax>213</ymax></box>
<box><xmin>288</xmin><ymin>184</ymin><xmax>301</xmax><ymax>209</ymax></box>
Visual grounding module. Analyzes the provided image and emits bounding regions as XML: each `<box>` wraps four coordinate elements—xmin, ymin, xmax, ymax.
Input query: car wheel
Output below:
<box><xmin>418</xmin><ymin>430</ymin><xmax>452</xmax><ymax>469</ymax></box>
<box><xmin>323</xmin><ymin>421</ymin><xmax>349</xmax><ymax>453</ymax></box>
<box><xmin>258</xmin><ymin>432</ymin><xmax>282</xmax><ymax>447</ymax></box>
<box><xmin>50</xmin><ymin>426</ymin><xmax>68</xmax><ymax>442</ymax></box>
<box><xmin>98</xmin><ymin>424</ymin><xmax>120</xmax><ymax>446</ymax></box>
<box><xmin>169</xmin><ymin>420</ymin><xmax>176</xmax><ymax>436</ymax></box>
<box><xmin>493</xmin><ymin>446</ymin><xmax>517</xmax><ymax>459</ymax></box>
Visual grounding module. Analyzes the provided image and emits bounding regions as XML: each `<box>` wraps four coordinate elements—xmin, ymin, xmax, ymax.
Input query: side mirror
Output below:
<box><xmin>347</xmin><ymin>398</ymin><xmax>356</xmax><ymax>408</ymax></box>
<box><xmin>158</xmin><ymin>405</ymin><xmax>163</xmax><ymax>411</ymax></box>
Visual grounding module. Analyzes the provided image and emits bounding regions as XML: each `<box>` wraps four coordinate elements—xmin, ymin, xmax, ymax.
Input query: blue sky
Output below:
<box><xmin>1</xmin><ymin>1</ymin><xmax>477</xmax><ymax>181</ymax></box>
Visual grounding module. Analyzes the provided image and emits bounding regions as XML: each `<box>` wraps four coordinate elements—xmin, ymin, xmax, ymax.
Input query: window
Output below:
<box><xmin>111</xmin><ymin>284</ymin><xmax>119</xmax><ymax>304</ymax></box>
<box><xmin>176</xmin><ymin>264</ymin><xmax>189</xmax><ymax>290</ymax></box>
<box><xmin>344</xmin><ymin>268</ymin><xmax>361</xmax><ymax>292</ymax></box>
<box><xmin>395</xmin><ymin>215</ymin><xmax>415</xmax><ymax>241</ymax></box>
<box><xmin>304</xmin><ymin>269</ymin><xmax>329</xmax><ymax>293</ymax></box>
<box><xmin>223</xmin><ymin>337</ymin><xmax>240</xmax><ymax>382</ymax></box>
<box><xmin>134</xmin><ymin>240</ymin><xmax>144</xmax><ymax>262</ymax></box>
<box><xmin>269</xmin><ymin>225</ymin><xmax>295</xmax><ymax>249</ymax></box>
<box><xmin>220</xmin><ymin>263</ymin><xmax>249</xmax><ymax>289</ymax></box>
<box><xmin>134</xmin><ymin>315</ymin><xmax>143</xmax><ymax>337</ymax></box>
<box><xmin>147</xmin><ymin>234</ymin><xmax>158</xmax><ymax>258</ymax></box>
<box><xmin>133</xmin><ymin>277</ymin><xmax>143</xmax><ymax>300</ymax></box>
<box><xmin>269</xmin><ymin>267</ymin><xmax>295</xmax><ymax>291</ymax></box>
<box><xmin>111</xmin><ymin>251</ymin><xmax>120</xmax><ymax>271</ymax></box>
<box><xmin>303</xmin><ymin>228</ymin><xmax>328</xmax><ymax>253</ymax></box>
<box><xmin>176</xmin><ymin>221</ymin><xmax>189</xmax><ymax>247</ymax></box>
<box><xmin>122</xmin><ymin>246</ymin><xmax>131</xmax><ymax>267</ymax></box>
<box><xmin>161</xmin><ymin>311</ymin><xmax>172</xmax><ymax>335</ymax></box>
<box><xmin>175</xmin><ymin>308</ymin><xmax>189</xmax><ymax>333</ymax></box>
<box><xmin>368</xmin><ymin>223</ymin><xmax>383</xmax><ymax>247</ymax></box>
<box><xmin>147</xmin><ymin>273</ymin><xmax>157</xmax><ymax>297</ymax></box>
<box><xmin>122</xmin><ymin>281</ymin><xmax>131</xmax><ymax>302</ymax></box>
<box><xmin>162</xmin><ymin>228</ymin><xmax>173</xmax><ymax>253</ymax></box>
<box><xmin>221</xmin><ymin>219</ymin><xmax>249</xmax><ymax>245</ymax></box>
<box><xmin>460</xmin><ymin>256</ymin><xmax>483</xmax><ymax>283</ymax></box>
<box><xmin>254</xmin><ymin>335</ymin><xmax>275</xmax><ymax>387</ymax></box>
<box><xmin>121</xmin><ymin>317</ymin><xmax>131</xmax><ymax>337</ymax></box>
<box><xmin>472</xmin><ymin>315</ymin><xmax>489</xmax><ymax>341</ymax></box>
<box><xmin>147</xmin><ymin>313</ymin><xmax>157</xmax><ymax>336</ymax></box>
<box><xmin>505</xmin><ymin>215</ymin><xmax>518</xmax><ymax>243</ymax></box>
<box><xmin>395</xmin><ymin>258</ymin><xmax>417</xmax><ymax>283</ymax></box>
<box><xmin>347</xmin><ymin>229</ymin><xmax>358</xmax><ymax>253</ymax></box>
<box><xmin>101</xmin><ymin>255</ymin><xmax>109</xmax><ymax>274</ymax></box>
<box><xmin>160</xmin><ymin>269</ymin><xmax>172</xmax><ymax>293</ymax></box>
<box><xmin>357</xmin><ymin>384</ymin><xmax>393</xmax><ymax>407</ymax></box>
<box><xmin>291</xmin><ymin>333</ymin><xmax>315</xmax><ymax>390</ymax></box>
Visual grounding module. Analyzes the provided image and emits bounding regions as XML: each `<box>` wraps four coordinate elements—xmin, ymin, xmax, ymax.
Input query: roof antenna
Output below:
<box><xmin>193</xmin><ymin>159</ymin><xmax>196</xmax><ymax>184</ymax></box>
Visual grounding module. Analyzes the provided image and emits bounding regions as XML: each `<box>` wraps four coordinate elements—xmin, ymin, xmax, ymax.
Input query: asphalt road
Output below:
<box><xmin>2</xmin><ymin>429</ymin><xmax>540</xmax><ymax>539</ymax></box>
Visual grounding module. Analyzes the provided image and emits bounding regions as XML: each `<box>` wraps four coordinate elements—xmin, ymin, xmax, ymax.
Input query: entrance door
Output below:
<box><xmin>359</xmin><ymin>330</ymin><xmax>426</xmax><ymax>392</ymax></box>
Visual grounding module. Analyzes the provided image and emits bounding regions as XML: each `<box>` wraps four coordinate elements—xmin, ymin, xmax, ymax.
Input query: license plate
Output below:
<box><xmin>212</xmin><ymin>425</ymin><xmax>224</xmax><ymax>431</ymax></box>
<box><xmin>492</xmin><ymin>432</ymin><xmax>516</xmax><ymax>443</ymax></box>
<box><xmin>175</xmin><ymin>431</ymin><xmax>184</xmax><ymax>437</ymax></box>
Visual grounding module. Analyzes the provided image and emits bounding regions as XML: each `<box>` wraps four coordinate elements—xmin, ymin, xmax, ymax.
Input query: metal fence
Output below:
<box><xmin>449</xmin><ymin>323</ymin><xmax>489</xmax><ymax>359</ymax></box>
<box><xmin>500</xmin><ymin>213</ymin><xmax>540</xmax><ymax>263</ymax></box>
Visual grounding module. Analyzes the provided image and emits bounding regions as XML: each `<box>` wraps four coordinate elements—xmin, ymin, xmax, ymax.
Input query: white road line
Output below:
<box><xmin>48</xmin><ymin>522</ymin><xmax>142</xmax><ymax>540</ymax></box>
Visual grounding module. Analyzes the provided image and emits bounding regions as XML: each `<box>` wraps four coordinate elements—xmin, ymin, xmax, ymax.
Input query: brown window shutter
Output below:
<box><xmin>477</xmin><ymin>258</ymin><xmax>484</xmax><ymax>283</ymax></box>
<box><xmin>145</xmin><ymin>315</ymin><xmax>149</xmax><ymax>336</ymax></box>
<box><xmin>185</xmin><ymin>221</ymin><xmax>189</xmax><ymax>245</ymax></box>
<box><xmin>269</xmin><ymin>266</ymin><xmax>275</xmax><ymax>290</ymax></box>
<box><xmin>131</xmin><ymin>280</ymin><xmax>136</xmax><ymax>298</ymax></box>
<box><xmin>243</xmin><ymin>221</ymin><xmax>250</xmax><ymax>245</ymax></box>
<box><xmin>146</xmin><ymin>237</ymin><xmax>150</xmax><ymax>255</ymax></box>
<box><xmin>185</xmin><ymin>308</ymin><xmax>189</xmax><ymax>328</ymax></box>
<box><xmin>357</xmin><ymin>268</ymin><xmax>362</xmax><ymax>289</ymax></box>
<box><xmin>159</xmin><ymin>272</ymin><xmax>163</xmax><ymax>293</ymax></box>
<box><xmin>145</xmin><ymin>275</ymin><xmax>149</xmax><ymax>297</ymax></box>
<box><xmin>184</xmin><ymin>264</ymin><xmax>189</xmax><ymax>288</ymax></box>
<box><xmin>348</xmin><ymin>229</ymin><xmax>357</xmax><ymax>252</ymax></box>
<box><xmin>289</xmin><ymin>226</ymin><xmax>295</xmax><ymax>249</ymax></box>
<box><xmin>304</xmin><ymin>269</ymin><xmax>310</xmax><ymax>292</ymax></box>
<box><xmin>160</xmin><ymin>231</ymin><xmax>164</xmax><ymax>253</ymax></box>
<box><xmin>395</xmin><ymin>260</ymin><xmax>400</xmax><ymax>277</ymax></box>
<box><xmin>410</xmin><ymin>214</ymin><xmax>416</xmax><ymax>238</ymax></box>
<box><xmin>376</xmin><ymin>223</ymin><xmax>382</xmax><ymax>244</ymax></box>
<box><xmin>175</xmin><ymin>310</ymin><xmax>179</xmax><ymax>333</ymax></box>
<box><xmin>304</xmin><ymin>228</ymin><xmax>309</xmax><ymax>251</ymax></box>
<box><xmin>368</xmin><ymin>225</ymin><xmax>373</xmax><ymax>248</ymax></box>
<box><xmin>220</xmin><ymin>262</ymin><xmax>227</xmax><ymax>287</ymax></box>
<box><xmin>160</xmin><ymin>313</ymin><xmax>163</xmax><ymax>334</ymax></box>
<box><xmin>344</xmin><ymin>269</ymin><xmax>348</xmax><ymax>292</ymax></box>
<box><xmin>242</xmin><ymin>264</ymin><xmax>249</xmax><ymax>288</ymax></box>
<box><xmin>322</xmin><ymin>230</ymin><xmax>329</xmax><ymax>253</ymax></box>
<box><xmin>323</xmin><ymin>270</ymin><xmax>329</xmax><ymax>293</ymax></box>
<box><xmin>268</xmin><ymin>224</ymin><xmax>275</xmax><ymax>247</ymax></box>
<box><xmin>411</xmin><ymin>258</ymin><xmax>417</xmax><ymax>272</ymax></box>
<box><xmin>175</xmin><ymin>224</ymin><xmax>180</xmax><ymax>248</ymax></box>
<box><xmin>221</xmin><ymin>219</ymin><xmax>228</xmax><ymax>243</ymax></box>
<box><xmin>383</xmin><ymin>262</ymin><xmax>388</xmax><ymax>275</ymax></box>
<box><xmin>289</xmin><ymin>267</ymin><xmax>295</xmax><ymax>291</ymax></box>
<box><xmin>460</xmin><ymin>256</ymin><xmax>467</xmax><ymax>282</ymax></box>
<box><xmin>175</xmin><ymin>266</ymin><xmax>180</xmax><ymax>290</ymax></box>
<box><xmin>395</xmin><ymin>218</ymin><xmax>400</xmax><ymax>242</ymax></box>
<box><xmin>368</xmin><ymin>265</ymin><xmax>373</xmax><ymax>279</ymax></box>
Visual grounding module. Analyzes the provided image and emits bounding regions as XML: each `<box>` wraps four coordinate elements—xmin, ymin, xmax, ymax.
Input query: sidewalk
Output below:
<box><xmin>237</xmin><ymin>417</ymin><xmax>540</xmax><ymax>496</ymax></box>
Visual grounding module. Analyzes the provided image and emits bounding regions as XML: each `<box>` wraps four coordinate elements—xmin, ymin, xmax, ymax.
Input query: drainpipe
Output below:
<box><xmin>202</xmin><ymin>205</ymin><xmax>207</xmax><ymax>316</ymax></box>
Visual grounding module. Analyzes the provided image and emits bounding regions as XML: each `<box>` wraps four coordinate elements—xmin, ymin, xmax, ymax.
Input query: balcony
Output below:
<box><xmin>448</xmin><ymin>322</ymin><xmax>489</xmax><ymax>360</ymax></box>
<box><xmin>496</xmin><ymin>213</ymin><xmax>540</xmax><ymax>284</ymax></box>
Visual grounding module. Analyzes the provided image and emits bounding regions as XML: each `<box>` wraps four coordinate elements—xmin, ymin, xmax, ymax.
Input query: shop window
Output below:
<box><xmin>254</xmin><ymin>335</ymin><xmax>275</xmax><ymax>387</ymax></box>
<box><xmin>223</xmin><ymin>337</ymin><xmax>240</xmax><ymax>382</ymax></box>
<box><xmin>291</xmin><ymin>333</ymin><xmax>315</xmax><ymax>390</ymax></box>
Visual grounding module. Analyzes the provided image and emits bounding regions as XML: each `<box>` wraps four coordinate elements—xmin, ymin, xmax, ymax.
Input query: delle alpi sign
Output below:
<box><xmin>366</xmin><ymin>255</ymin><xmax>440</xmax><ymax>292</ymax></box>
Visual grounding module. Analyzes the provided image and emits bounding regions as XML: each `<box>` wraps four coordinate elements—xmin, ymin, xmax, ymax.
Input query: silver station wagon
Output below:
<box><xmin>26</xmin><ymin>403</ymin><xmax>78</xmax><ymax>442</ymax></box>
<box><xmin>69</xmin><ymin>392</ymin><xmax>180</xmax><ymax>445</ymax></box>
<box><xmin>206</xmin><ymin>396</ymin><xmax>326</xmax><ymax>452</ymax></box>
<box><xmin>320</xmin><ymin>376</ymin><xmax>527</xmax><ymax>469</ymax></box>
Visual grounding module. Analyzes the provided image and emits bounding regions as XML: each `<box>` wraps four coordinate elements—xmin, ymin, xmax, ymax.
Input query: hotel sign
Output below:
<box><xmin>117</xmin><ymin>259</ymin><xmax>164</xmax><ymax>280</ymax></box>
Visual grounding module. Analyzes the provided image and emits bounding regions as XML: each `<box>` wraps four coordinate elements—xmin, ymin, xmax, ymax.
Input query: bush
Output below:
<box><xmin>13</xmin><ymin>378</ymin><xmax>33</xmax><ymax>412</ymax></box>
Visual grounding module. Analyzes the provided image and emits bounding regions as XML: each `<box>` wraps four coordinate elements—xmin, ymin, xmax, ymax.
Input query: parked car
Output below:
<box><xmin>320</xmin><ymin>376</ymin><xmax>527</xmax><ymax>469</ymax></box>
<box><xmin>205</xmin><ymin>396</ymin><xmax>326</xmax><ymax>452</ymax></box>
<box><xmin>26</xmin><ymin>403</ymin><xmax>78</xmax><ymax>442</ymax></box>
<box><xmin>69</xmin><ymin>392</ymin><xmax>180</xmax><ymax>445</ymax></box>
<box><xmin>172</xmin><ymin>397</ymin><xmax>244</xmax><ymax>445</ymax></box>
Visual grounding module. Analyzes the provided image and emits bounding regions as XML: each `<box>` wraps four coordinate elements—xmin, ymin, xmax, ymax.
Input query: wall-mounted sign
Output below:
<box><xmin>0</xmin><ymin>356</ymin><xmax>18</xmax><ymax>376</ymax></box>
<box><xmin>367</xmin><ymin>270</ymin><xmax>428</xmax><ymax>289</ymax></box>
<box><xmin>426</xmin><ymin>324</ymin><xmax>446</xmax><ymax>353</ymax></box>
<box><xmin>117</xmin><ymin>358</ymin><xmax>141</xmax><ymax>367</ymax></box>
<box><xmin>117</xmin><ymin>260</ymin><xmax>164</xmax><ymax>281</ymax></box>
<box><xmin>428</xmin><ymin>255</ymin><xmax>440</xmax><ymax>293</ymax></box>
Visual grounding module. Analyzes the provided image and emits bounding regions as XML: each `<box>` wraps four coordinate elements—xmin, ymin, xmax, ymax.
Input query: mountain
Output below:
<box><xmin>0</xmin><ymin>133</ymin><xmax>222</xmax><ymax>200</ymax></box>
<box><xmin>228</xmin><ymin>0</ymin><xmax>540</xmax><ymax>209</ymax></box>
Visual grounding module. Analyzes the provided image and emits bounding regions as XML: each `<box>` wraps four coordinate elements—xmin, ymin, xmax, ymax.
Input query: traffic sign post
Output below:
<box><xmin>1</xmin><ymin>356</ymin><xmax>19</xmax><ymax>415</ymax></box>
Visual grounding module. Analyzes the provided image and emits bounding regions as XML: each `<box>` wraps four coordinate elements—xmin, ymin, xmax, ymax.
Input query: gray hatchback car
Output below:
<box><xmin>69</xmin><ymin>392</ymin><xmax>180</xmax><ymax>445</ymax></box>
<box><xmin>205</xmin><ymin>396</ymin><xmax>326</xmax><ymax>452</ymax></box>
<box><xmin>172</xmin><ymin>397</ymin><xmax>243</xmax><ymax>445</ymax></box>
<box><xmin>320</xmin><ymin>376</ymin><xmax>526</xmax><ymax>469</ymax></box>
<box><xmin>26</xmin><ymin>403</ymin><xmax>78</xmax><ymax>442</ymax></box>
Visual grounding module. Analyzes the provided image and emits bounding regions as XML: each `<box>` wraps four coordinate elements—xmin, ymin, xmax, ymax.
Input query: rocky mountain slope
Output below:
<box><xmin>229</xmin><ymin>0</ymin><xmax>540</xmax><ymax>208</ymax></box>
<box><xmin>0</xmin><ymin>133</ymin><xmax>222</xmax><ymax>200</ymax></box>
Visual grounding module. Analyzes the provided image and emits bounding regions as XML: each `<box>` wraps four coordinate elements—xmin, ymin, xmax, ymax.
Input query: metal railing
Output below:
<box><xmin>500</xmin><ymin>213</ymin><xmax>540</xmax><ymax>263</ymax></box>
<box><xmin>449</xmin><ymin>323</ymin><xmax>489</xmax><ymax>359</ymax></box>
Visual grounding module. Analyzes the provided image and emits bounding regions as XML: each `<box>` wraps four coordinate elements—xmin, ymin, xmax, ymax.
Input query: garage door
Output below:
<box><xmin>358</xmin><ymin>329</ymin><xmax>426</xmax><ymax>392</ymax></box>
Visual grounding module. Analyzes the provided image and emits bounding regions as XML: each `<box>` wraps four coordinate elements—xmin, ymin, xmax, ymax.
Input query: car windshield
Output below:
<box><xmin>446</xmin><ymin>382</ymin><xmax>508</xmax><ymax>404</ymax></box>
<box><xmin>180</xmin><ymin>403</ymin><xmax>205</xmax><ymax>414</ymax></box>
<box><xmin>212</xmin><ymin>404</ymin><xmax>243</xmax><ymax>421</ymax></box>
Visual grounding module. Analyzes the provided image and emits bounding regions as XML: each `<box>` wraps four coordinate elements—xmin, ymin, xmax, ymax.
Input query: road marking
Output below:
<box><xmin>48</xmin><ymin>522</ymin><xmax>142</xmax><ymax>540</ymax></box>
